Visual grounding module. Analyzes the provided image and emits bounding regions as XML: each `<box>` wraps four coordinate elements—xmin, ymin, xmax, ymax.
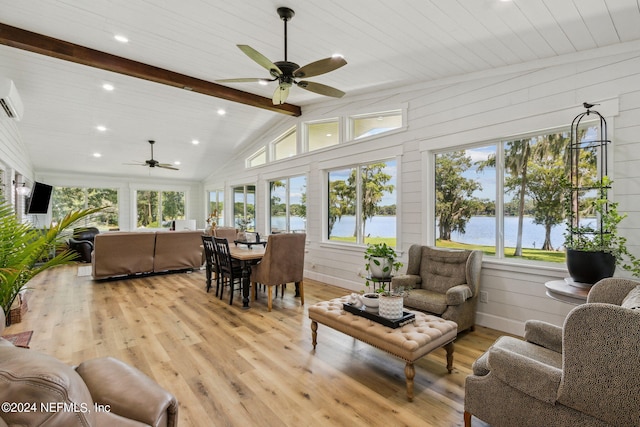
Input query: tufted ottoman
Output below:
<box><xmin>308</xmin><ymin>296</ymin><xmax>457</xmax><ymax>401</ymax></box>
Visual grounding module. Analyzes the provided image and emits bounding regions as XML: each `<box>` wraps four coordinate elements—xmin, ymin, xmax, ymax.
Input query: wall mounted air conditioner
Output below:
<box><xmin>0</xmin><ymin>78</ymin><xmax>24</xmax><ymax>121</ymax></box>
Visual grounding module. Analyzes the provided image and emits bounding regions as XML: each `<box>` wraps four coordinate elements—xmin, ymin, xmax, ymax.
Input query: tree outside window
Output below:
<box><xmin>52</xmin><ymin>186</ymin><xmax>118</xmax><ymax>230</ymax></box>
<box><xmin>435</xmin><ymin>126</ymin><xmax>598</xmax><ymax>263</ymax></box>
<box><xmin>270</xmin><ymin>176</ymin><xmax>306</xmax><ymax>233</ymax></box>
<box><xmin>136</xmin><ymin>190</ymin><xmax>185</xmax><ymax>228</ymax></box>
<box><xmin>233</xmin><ymin>185</ymin><xmax>255</xmax><ymax>231</ymax></box>
<box><xmin>208</xmin><ymin>190</ymin><xmax>224</xmax><ymax>227</ymax></box>
<box><xmin>328</xmin><ymin>160</ymin><xmax>397</xmax><ymax>246</ymax></box>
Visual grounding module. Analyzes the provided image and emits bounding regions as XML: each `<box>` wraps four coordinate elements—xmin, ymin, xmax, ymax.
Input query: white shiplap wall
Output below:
<box><xmin>205</xmin><ymin>42</ymin><xmax>640</xmax><ymax>336</ymax></box>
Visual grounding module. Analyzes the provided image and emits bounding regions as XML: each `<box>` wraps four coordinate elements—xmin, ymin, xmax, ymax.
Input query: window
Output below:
<box><xmin>247</xmin><ymin>148</ymin><xmax>266</xmax><ymax>168</ymax></box>
<box><xmin>273</xmin><ymin>127</ymin><xmax>297</xmax><ymax>160</ymax></box>
<box><xmin>307</xmin><ymin>119</ymin><xmax>339</xmax><ymax>152</ymax></box>
<box><xmin>136</xmin><ymin>190</ymin><xmax>184</xmax><ymax>228</ymax></box>
<box><xmin>270</xmin><ymin>176</ymin><xmax>306</xmax><ymax>233</ymax></box>
<box><xmin>328</xmin><ymin>160</ymin><xmax>397</xmax><ymax>246</ymax></box>
<box><xmin>434</xmin><ymin>125</ymin><xmax>598</xmax><ymax>263</ymax></box>
<box><xmin>351</xmin><ymin>110</ymin><xmax>402</xmax><ymax>140</ymax></box>
<box><xmin>208</xmin><ymin>189</ymin><xmax>224</xmax><ymax>227</ymax></box>
<box><xmin>233</xmin><ymin>185</ymin><xmax>255</xmax><ymax>231</ymax></box>
<box><xmin>52</xmin><ymin>186</ymin><xmax>118</xmax><ymax>230</ymax></box>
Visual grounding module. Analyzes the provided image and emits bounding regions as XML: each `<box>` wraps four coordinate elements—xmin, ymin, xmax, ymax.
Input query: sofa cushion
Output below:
<box><xmin>0</xmin><ymin>346</ymin><xmax>96</xmax><ymax>426</ymax></box>
<box><xmin>420</xmin><ymin>247</ymin><xmax>470</xmax><ymax>294</ymax></box>
<box><xmin>403</xmin><ymin>289</ymin><xmax>448</xmax><ymax>314</ymax></box>
<box><xmin>153</xmin><ymin>230</ymin><xmax>203</xmax><ymax>272</ymax></box>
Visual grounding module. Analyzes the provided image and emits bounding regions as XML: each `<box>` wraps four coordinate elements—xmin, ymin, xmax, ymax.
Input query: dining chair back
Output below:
<box><xmin>213</xmin><ymin>227</ymin><xmax>238</xmax><ymax>242</ymax></box>
<box><xmin>213</xmin><ymin>237</ymin><xmax>242</xmax><ymax>305</ymax></box>
<box><xmin>250</xmin><ymin>233</ymin><xmax>306</xmax><ymax>311</ymax></box>
<box><xmin>201</xmin><ymin>235</ymin><xmax>220</xmax><ymax>296</ymax></box>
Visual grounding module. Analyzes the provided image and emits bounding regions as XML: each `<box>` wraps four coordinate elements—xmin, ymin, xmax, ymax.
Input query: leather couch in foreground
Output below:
<box><xmin>0</xmin><ymin>309</ymin><xmax>178</xmax><ymax>426</ymax></box>
<box><xmin>92</xmin><ymin>230</ymin><xmax>203</xmax><ymax>280</ymax></box>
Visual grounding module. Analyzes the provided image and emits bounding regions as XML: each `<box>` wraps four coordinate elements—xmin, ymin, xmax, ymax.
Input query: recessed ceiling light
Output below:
<box><xmin>192</xmin><ymin>139</ymin><xmax>200</xmax><ymax>145</ymax></box>
<box><xmin>114</xmin><ymin>34</ymin><xmax>129</xmax><ymax>43</ymax></box>
<box><xmin>326</xmin><ymin>133</ymin><xmax>332</xmax><ymax>137</ymax></box>
<box><xmin>96</xmin><ymin>125</ymin><xmax>107</xmax><ymax>132</ymax></box>
<box><xmin>332</xmin><ymin>53</ymin><xmax>344</xmax><ymax>59</ymax></box>
<box><xmin>102</xmin><ymin>83</ymin><xmax>114</xmax><ymax>91</ymax></box>
<box><xmin>93</xmin><ymin>153</ymin><xmax>102</xmax><ymax>158</ymax></box>
<box><xmin>217</xmin><ymin>109</ymin><xmax>226</xmax><ymax>116</ymax></box>
<box><xmin>174</xmin><ymin>161</ymin><xmax>181</xmax><ymax>166</ymax></box>
<box><xmin>259</xmin><ymin>80</ymin><xmax>268</xmax><ymax>86</ymax></box>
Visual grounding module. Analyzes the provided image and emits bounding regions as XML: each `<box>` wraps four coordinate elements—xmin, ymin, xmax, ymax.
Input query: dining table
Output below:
<box><xmin>229</xmin><ymin>245</ymin><xmax>265</xmax><ymax>309</ymax></box>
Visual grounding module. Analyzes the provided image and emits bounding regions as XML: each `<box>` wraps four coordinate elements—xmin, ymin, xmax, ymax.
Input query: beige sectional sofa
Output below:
<box><xmin>92</xmin><ymin>230</ymin><xmax>203</xmax><ymax>279</ymax></box>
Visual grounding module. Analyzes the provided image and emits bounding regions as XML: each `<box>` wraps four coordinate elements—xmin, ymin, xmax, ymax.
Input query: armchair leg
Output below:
<box><xmin>464</xmin><ymin>411</ymin><xmax>472</xmax><ymax>427</ymax></box>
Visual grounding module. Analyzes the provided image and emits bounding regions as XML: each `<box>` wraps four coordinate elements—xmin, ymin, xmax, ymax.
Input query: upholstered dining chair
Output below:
<box><xmin>213</xmin><ymin>236</ymin><xmax>243</xmax><ymax>305</ymax></box>
<box><xmin>250</xmin><ymin>233</ymin><xmax>306</xmax><ymax>312</ymax></box>
<box><xmin>213</xmin><ymin>226</ymin><xmax>238</xmax><ymax>242</ymax></box>
<box><xmin>201</xmin><ymin>235</ymin><xmax>220</xmax><ymax>296</ymax></box>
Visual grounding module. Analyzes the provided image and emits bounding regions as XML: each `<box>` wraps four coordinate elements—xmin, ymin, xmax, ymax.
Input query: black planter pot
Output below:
<box><xmin>566</xmin><ymin>249</ymin><xmax>616</xmax><ymax>285</ymax></box>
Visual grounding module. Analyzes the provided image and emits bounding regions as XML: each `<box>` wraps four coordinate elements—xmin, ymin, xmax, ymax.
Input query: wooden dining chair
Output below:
<box><xmin>250</xmin><ymin>233</ymin><xmax>306</xmax><ymax>312</ymax></box>
<box><xmin>201</xmin><ymin>235</ymin><xmax>220</xmax><ymax>296</ymax></box>
<box><xmin>213</xmin><ymin>237</ymin><xmax>243</xmax><ymax>305</ymax></box>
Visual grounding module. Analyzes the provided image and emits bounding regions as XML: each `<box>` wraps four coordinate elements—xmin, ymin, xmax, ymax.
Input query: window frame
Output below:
<box><xmin>271</xmin><ymin>126</ymin><xmax>297</xmax><ymax>161</ymax></box>
<box><xmin>348</xmin><ymin>108</ymin><xmax>405</xmax><ymax>142</ymax></box>
<box><xmin>134</xmin><ymin>188</ymin><xmax>186</xmax><ymax>230</ymax></box>
<box><xmin>268</xmin><ymin>175</ymin><xmax>307</xmax><ymax>234</ymax></box>
<box><xmin>304</xmin><ymin>117</ymin><xmax>341</xmax><ymax>153</ymax></box>
<box><xmin>246</xmin><ymin>147</ymin><xmax>266</xmax><ymax>168</ymax></box>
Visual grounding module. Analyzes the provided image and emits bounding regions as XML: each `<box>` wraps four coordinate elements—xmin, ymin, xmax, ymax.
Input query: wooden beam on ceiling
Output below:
<box><xmin>0</xmin><ymin>23</ymin><xmax>302</xmax><ymax>117</ymax></box>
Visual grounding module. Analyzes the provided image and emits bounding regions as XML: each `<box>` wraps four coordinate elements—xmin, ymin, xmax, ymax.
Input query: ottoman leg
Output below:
<box><xmin>311</xmin><ymin>320</ymin><xmax>318</xmax><ymax>349</ymax></box>
<box><xmin>445</xmin><ymin>341</ymin><xmax>454</xmax><ymax>373</ymax></box>
<box><xmin>404</xmin><ymin>362</ymin><xmax>415</xmax><ymax>402</ymax></box>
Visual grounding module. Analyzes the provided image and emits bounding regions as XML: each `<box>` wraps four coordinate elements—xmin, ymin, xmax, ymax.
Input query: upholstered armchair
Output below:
<box><xmin>464</xmin><ymin>278</ymin><xmax>640</xmax><ymax>427</ymax></box>
<box><xmin>391</xmin><ymin>245</ymin><xmax>482</xmax><ymax>332</ymax></box>
<box><xmin>0</xmin><ymin>309</ymin><xmax>178</xmax><ymax>426</ymax></box>
<box><xmin>68</xmin><ymin>226</ymin><xmax>100</xmax><ymax>263</ymax></box>
<box><xmin>250</xmin><ymin>233</ymin><xmax>306</xmax><ymax>311</ymax></box>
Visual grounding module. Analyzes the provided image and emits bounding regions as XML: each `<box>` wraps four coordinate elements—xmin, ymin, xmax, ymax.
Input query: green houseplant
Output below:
<box><xmin>564</xmin><ymin>176</ymin><xmax>640</xmax><ymax>283</ymax></box>
<box><xmin>364</xmin><ymin>242</ymin><xmax>403</xmax><ymax>282</ymax></box>
<box><xmin>0</xmin><ymin>202</ymin><xmax>102</xmax><ymax>323</ymax></box>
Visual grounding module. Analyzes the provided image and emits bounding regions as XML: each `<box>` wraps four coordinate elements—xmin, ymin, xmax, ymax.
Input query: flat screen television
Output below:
<box><xmin>26</xmin><ymin>181</ymin><xmax>53</xmax><ymax>214</ymax></box>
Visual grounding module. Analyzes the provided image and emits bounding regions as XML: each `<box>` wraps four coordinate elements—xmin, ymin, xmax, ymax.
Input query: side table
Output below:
<box><xmin>545</xmin><ymin>279</ymin><xmax>589</xmax><ymax>305</ymax></box>
<box><xmin>366</xmin><ymin>276</ymin><xmax>393</xmax><ymax>293</ymax></box>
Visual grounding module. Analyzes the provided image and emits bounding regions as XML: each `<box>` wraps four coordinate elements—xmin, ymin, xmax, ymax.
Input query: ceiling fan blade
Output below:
<box><xmin>272</xmin><ymin>85</ymin><xmax>290</xmax><ymax>105</ymax></box>
<box><xmin>296</xmin><ymin>81</ymin><xmax>345</xmax><ymax>98</ymax></box>
<box><xmin>293</xmin><ymin>56</ymin><xmax>347</xmax><ymax>79</ymax></box>
<box><xmin>216</xmin><ymin>77</ymin><xmax>273</xmax><ymax>83</ymax></box>
<box><xmin>237</xmin><ymin>45</ymin><xmax>282</xmax><ymax>75</ymax></box>
<box><xmin>157</xmin><ymin>164</ymin><xmax>179</xmax><ymax>170</ymax></box>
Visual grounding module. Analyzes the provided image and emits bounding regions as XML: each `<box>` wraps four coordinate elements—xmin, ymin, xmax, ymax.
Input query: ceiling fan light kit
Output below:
<box><xmin>217</xmin><ymin>6</ymin><xmax>347</xmax><ymax>105</ymax></box>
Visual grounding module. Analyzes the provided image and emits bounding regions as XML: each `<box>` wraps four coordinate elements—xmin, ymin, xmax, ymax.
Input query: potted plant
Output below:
<box><xmin>0</xmin><ymin>202</ymin><xmax>102</xmax><ymax>325</ymax></box>
<box><xmin>364</xmin><ymin>242</ymin><xmax>403</xmax><ymax>282</ymax></box>
<box><xmin>377</xmin><ymin>282</ymin><xmax>410</xmax><ymax>320</ymax></box>
<box><xmin>564</xmin><ymin>176</ymin><xmax>640</xmax><ymax>284</ymax></box>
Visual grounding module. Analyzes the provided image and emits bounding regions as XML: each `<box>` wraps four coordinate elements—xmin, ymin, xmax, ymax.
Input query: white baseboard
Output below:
<box><xmin>476</xmin><ymin>312</ymin><xmax>525</xmax><ymax>336</ymax></box>
<box><xmin>304</xmin><ymin>270</ymin><xmax>362</xmax><ymax>293</ymax></box>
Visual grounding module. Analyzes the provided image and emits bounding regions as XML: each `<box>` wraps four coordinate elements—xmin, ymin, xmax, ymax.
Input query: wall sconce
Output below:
<box><xmin>13</xmin><ymin>180</ymin><xmax>31</xmax><ymax>196</ymax></box>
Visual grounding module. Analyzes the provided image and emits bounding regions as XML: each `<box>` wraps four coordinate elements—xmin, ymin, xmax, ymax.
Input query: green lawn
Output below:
<box><xmin>329</xmin><ymin>236</ymin><xmax>565</xmax><ymax>263</ymax></box>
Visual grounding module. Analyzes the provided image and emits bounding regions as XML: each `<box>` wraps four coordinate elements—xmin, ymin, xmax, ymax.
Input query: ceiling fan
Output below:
<box><xmin>217</xmin><ymin>7</ymin><xmax>347</xmax><ymax>105</ymax></box>
<box><xmin>124</xmin><ymin>140</ymin><xmax>179</xmax><ymax>170</ymax></box>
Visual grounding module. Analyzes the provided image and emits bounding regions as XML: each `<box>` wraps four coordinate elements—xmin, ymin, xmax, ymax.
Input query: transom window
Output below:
<box><xmin>351</xmin><ymin>109</ymin><xmax>402</xmax><ymax>140</ymax></box>
<box><xmin>247</xmin><ymin>148</ymin><xmax>266</xmax><ymax>168</ymax></box>
<box><xmin>307</xmin><ymin>119</ymin><xmax>339</xmax><ymax>152</ymax></box>
<box><xmin>273</xmin><ymin>127</ymin><xmax>297</xmax><ymax>160</ymax></box>
<box><xmin>327</xmin><ymin>160</ymin><xmax>397</xmax><ymax>246</ymax></box>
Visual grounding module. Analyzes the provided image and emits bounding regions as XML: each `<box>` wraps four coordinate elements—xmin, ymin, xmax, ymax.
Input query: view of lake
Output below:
<box><xmin>325</xmin><ymin>215</ymin><xmax>596</xmax><ymax>249</ymax></box>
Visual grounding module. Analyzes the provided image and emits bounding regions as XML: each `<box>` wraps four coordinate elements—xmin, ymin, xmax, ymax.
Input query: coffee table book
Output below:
<box><xmin>343</xmin><ymin>302</ymin><xmax>415</xmax><ymax>328</ymax></box>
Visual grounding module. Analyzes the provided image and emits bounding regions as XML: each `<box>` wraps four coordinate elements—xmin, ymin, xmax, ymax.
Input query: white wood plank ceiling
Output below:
<box><xmin>1</xmin><ymin>0</ymin><xmax>639</xmax><ymax>181</ymax></box>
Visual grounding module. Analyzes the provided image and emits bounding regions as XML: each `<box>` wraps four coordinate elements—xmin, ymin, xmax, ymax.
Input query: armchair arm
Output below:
<box><xmin>524</xmin><ymin>320</ymin><xmax>563</xmax><ymax>353</ymax></box>
<box><xmin>445</xmin><ymin>284</ymin><xmax>472</xmax><ymax>305</ymax></box>
<box><xmin>391</xmin><ymin>274</ymin><xmax>421</xmax><ymax>290</ymax></box>
<box><xmin>487</xmin><ymin>346</ymin><xmax>562</xmax><ymax>404</ymax></box>
<box><xmin>587</xmin><ymin>277</ymin><xmax>640</xmax><ymax>304</ymax></box>
<box><xmin>75</xmin><ymin>357</ymin><xmax>178</xmax><ymax>427</ymax></box>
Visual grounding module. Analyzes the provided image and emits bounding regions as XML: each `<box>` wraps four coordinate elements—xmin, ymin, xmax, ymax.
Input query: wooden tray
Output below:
<box><xmin>343</xmin><ymin>303</ymin><xmax>415</xmax><ymax>328</ymax></box>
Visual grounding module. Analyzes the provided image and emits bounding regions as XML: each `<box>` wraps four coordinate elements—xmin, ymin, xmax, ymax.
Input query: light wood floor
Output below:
<box><xmin>5</xmin><ymin>265</ymin><xmax>502</xmax><ymax>427</ymax></box>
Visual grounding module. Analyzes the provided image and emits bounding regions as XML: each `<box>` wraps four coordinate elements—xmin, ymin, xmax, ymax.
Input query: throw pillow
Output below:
<box><xmin>621</xmin><ymin>285</ymin><xmax>640</xmax><ymax>310</ymax></box>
